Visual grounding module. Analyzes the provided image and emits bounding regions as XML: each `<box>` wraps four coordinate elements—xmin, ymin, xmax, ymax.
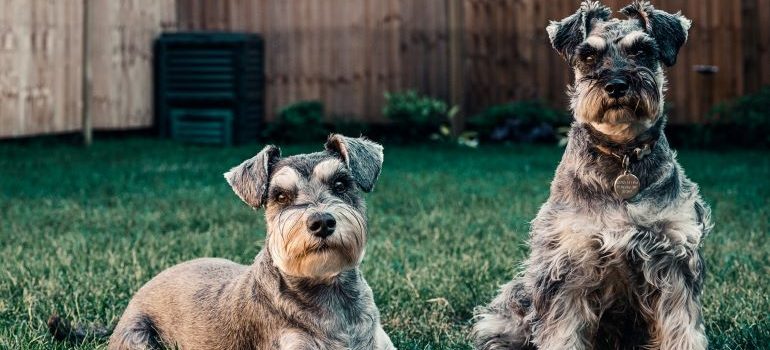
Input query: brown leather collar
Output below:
<box><xmin>584</xmin><ymin>118</ymin><xmax>663</xmax><ymax>163</ymax></box>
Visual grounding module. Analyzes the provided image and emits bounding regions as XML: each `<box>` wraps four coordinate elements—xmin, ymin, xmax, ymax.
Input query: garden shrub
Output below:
<box><xmin>705</xmin><ymin>86</ymin><xmax>770</xmax><ymax>148</ymax></box>
<box><xmin>263</xmin><ymin>100</ymin><xmax>329</xmax><ymax>143</ymax></box>
<box><xmin>467</xmin><ymin>101</ymin><xmax>570</xmax><ymax>143</ymax></box>
<box><xmin>383</xmin><ymin>90</ymin><xmax>452</xmax><ymax>142</ymax></box>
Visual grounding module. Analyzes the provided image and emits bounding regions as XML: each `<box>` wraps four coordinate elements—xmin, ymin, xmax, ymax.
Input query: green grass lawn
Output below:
<box><xmin>1</xmin><ymin>138</ymin><xmax>768</xmax><ymax>349</ymax></box>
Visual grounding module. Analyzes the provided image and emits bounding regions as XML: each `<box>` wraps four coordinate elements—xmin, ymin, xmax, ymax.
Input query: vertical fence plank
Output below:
<box><xmin>88</xmin><ymin>0</ymin><xmax>169</xmax><ymax>129</ymax></box>
<box><xmin>0</xmin><ymin>0</ymin><xmax>23</xmax><ymax>136</ymax></box>
<box><xmin>0</xmin><ymin>0</ymin><xmax>83</xmax><ymax>138</ymax></box>
<box><xmin>742</xmin><ymin>0</ymin><xmax>760</xmax><ymax>94</ymax></box>
<box><xmin>757</xmin><ymin>0</ymin><xmax>770</xmax><ymax>87</ymax></box>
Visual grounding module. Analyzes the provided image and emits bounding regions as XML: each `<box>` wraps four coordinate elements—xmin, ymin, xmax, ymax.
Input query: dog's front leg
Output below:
<box><xmin>630</xmin><ymin>228</ymin><xmax>708</xmax><ymax>350</ymax></box>
<box><xmin>650</xmin><ymin>288</ymin><xmax>707</xmax><ymax>350</ymax></box>
<box><xmin>530</xmin><ymin>278</ymin><xmax>596</xmax><ymax>350</ymax></box>
<box><xmin>644</xmin><ymin>255</ymin><xmax>707</xmax><ymax>350</ymax></box>
<box><xmin>472</xmin><ymin>280</ymin><xmax>534</xmax><ymax>350</ymax></box>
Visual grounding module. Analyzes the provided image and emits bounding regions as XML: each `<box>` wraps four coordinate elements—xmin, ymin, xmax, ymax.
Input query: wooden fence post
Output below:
<box><xmin>448</xmin><ymin>0</ymin><xmax>464</xmax><ymax>135</ymax></box>
<box><xmin>82</xmin><ymin>0</ymin><xmax>92</xmax><ymax>146</ymax></box>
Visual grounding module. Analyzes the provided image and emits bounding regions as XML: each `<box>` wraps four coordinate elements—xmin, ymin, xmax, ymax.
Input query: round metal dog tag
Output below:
<box><xmin>614</xmin><ymin>173</ymin><xmax>640</xmax><ymax>199</ymax></box>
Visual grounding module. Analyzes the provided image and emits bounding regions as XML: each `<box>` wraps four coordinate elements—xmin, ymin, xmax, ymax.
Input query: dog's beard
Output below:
<box><xmin>571</xmin><ymin>69</ymin><xmax>662</xmax><ymax>125</ymax></box>
<box><xmin>266</xmin><ymin>203</ymin><xmax>366</xmax><ymax>279</ymax></box>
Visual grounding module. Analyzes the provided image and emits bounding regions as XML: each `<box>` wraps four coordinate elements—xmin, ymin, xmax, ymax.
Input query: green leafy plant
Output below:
<box><xmin>382</xmin><ymin>91</ymin><xmax>476</xmax><ymax>146</ymax></box>
<box><xmin>430</xmin><ymin>105</ymin><xmax>479</xmax><ymax>148</ymax></box>
<box><xmin>263</xmin><ymin>101</ymin><xmax>328</xmax><ymax>143</ymax></box>
<box><xmin>383</xmin><ymin>90</ymin><xmax>451</xmax><ymax>141</ymax></box>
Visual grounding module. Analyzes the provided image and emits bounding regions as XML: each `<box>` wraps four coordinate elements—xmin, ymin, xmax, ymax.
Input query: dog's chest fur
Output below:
<box><xmin>525</xmin><ymin>123</ymin><xmax>709</xmax><ymax>320</ymax></box>
<box><xmin>530</xmin><ymin>199</ymin><xmax>700</xmax><ymax>293</ymax></box>
<box><xmin>232</xmin><ymin>252</ymin><xmax>382</xmax><ymax>349</ymax></box>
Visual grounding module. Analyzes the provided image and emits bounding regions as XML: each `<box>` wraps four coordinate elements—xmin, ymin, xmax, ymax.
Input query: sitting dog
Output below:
<box><xmin>473</xmin><ymin>2</ymin><xmax>712</xmax><ymax>349</ymax></box>
<box><xmin>105</xmin><ymin>135</ymin><xmax>394</xmax><ymax>349</ymax></box>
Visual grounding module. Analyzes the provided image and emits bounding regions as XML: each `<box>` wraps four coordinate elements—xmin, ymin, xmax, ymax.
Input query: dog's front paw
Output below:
<box><xmin>472</xmin><ymin>310</ymin><xmax>533</xmax><ymax>350</ymax></box>
<box><xmin>373</xmin><ymin>326</ymin><xmax>396</xmax><ymax>350</ymax></box>
<box><xmin>277</xmin><ymin>330</ymin><xmax>323</xmax><ymax>350</ymax></box>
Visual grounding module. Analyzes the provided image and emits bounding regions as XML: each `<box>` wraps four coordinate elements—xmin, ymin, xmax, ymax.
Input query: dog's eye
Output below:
<box><xmin>274</xmin><ymin>191</ymin><xmax>293</xmax><ymax>205</ymax></box>
<box><xmin>331</xmin><ymin>175</ymin><xmax>352</xmax><ymax>194</ymax></box>
<box><xmin>332</xmin><ymin>180</ymin><xmax>348</xmax><ymax>194</ymax></box>
<box><xmin>577</xmin><ymin>45</ymin><xmax>600</xmax><ymax>65</ymax></box>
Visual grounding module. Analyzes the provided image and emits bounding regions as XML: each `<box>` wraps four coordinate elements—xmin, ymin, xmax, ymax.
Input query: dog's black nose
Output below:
<box><xmin>604</xmin><ymin>79</ymin><xmax>629</xmax><ymax>98</ymax></box>
<box><xmin>307</xmin><ymin>212</ymin><xmax>336</xmax><ymax>238</ymax></box>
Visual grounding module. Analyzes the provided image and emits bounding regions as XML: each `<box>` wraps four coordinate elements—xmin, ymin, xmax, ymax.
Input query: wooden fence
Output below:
<box><xmin>0</xmin><ymin>0</ymin><xmax>175</xmax><ymax>138</ymax></box>
<box><xmin>1</xmin><ymin>0</ymin><xmax>769</xmax><ymax>138</ymax></box>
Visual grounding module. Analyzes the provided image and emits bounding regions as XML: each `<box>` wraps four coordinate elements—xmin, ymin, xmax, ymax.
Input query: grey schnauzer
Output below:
<box><xmin>57</xmin><ymin>135</ymin><xmax>393</xmax><ymax>349</ymax></box>
<box><xmin>473</xmin><ymin>2</ymin><xmax>712</xmax><ymax>349</ymax></box>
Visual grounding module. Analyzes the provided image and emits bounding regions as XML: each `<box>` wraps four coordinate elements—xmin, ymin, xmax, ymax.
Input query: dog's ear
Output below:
<box><xmin>547</xmin><ymin>1</ymin><xmax>612</xmax><ymax>62</ymax></box>
<box><xmin>325</xmin><ymin>134</ymin><xmax>383</xmax><ymax>193</ymax></box>
<box><xmin>621</xmin><ymin>1</ymin><xmax>691</xmax><ymax>66</ymax></box>
<box><xmin>224</xmin><ymin>145</ymin><xmax>281</xmax><ymax>208</ymax></box>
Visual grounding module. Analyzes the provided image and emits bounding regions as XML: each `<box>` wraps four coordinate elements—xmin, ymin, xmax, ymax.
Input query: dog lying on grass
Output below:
<box><xmin>50</xmin><ymin>134</ymin><xmax>394</xmax><ymax>349</ymax></box>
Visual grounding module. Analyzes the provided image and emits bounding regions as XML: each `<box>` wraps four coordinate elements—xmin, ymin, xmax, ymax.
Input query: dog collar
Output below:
<box><xmin>584</xmin><ymin>118</ymin><xmax>663</xmax><ymax>162</ymax></box>
<box><xmin>583</xmin><ymin>118</ymin><xmax>664</xmax><ymax>199</ymax></box>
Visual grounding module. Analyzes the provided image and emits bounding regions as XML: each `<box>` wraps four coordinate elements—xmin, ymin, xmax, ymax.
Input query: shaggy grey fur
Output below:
<box><xmin>473</xmin><ymin>2</ymin><xmax>712</xmax><ymax>349</ymax></box>
<box><xmin>107</xmin><ymin>135</ymin><xmax>394</xmax><ymax>349</ymax></box>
